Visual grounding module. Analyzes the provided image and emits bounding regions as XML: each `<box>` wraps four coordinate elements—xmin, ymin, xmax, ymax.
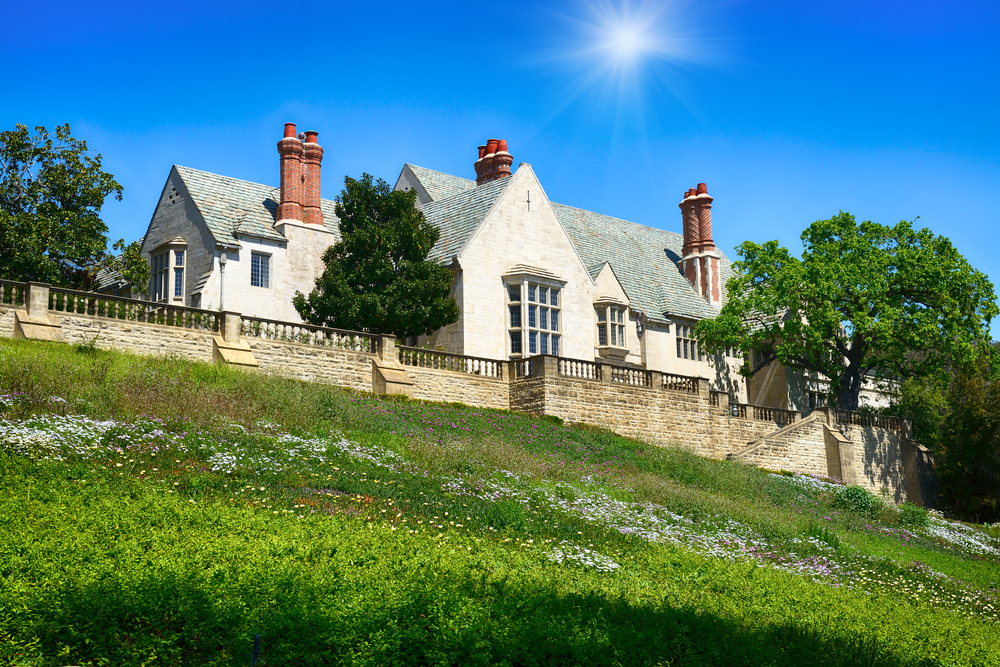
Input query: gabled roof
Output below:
<box><xmin>403</xmin><ymin>163</ymin><xmax>731</xmax><ymax>323</ymax></box>
<box><xmin>403</xmin><ymin>164</ymin><xmax>477</xmax><ymax>202</ymax></box>
<box><xmin>420</xmin><ymin>176</ymin><xmax>510</xmax><ymax>263</ymax></box>
<box><xmin>173</xmin><ymin>165</ymin><xmax>340</xmax><ymax>245</ymax></box>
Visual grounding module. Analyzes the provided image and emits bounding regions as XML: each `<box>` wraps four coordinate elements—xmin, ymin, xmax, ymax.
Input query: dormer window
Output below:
<box><xmin>597</xmin><ymin>305</ymin><xmax>626</xmax><ymax>348</ymax></box>
<box><xmin>594</xmin><ymin>300</ymin><xmax>629</xmax><ymax>363</ymax></box>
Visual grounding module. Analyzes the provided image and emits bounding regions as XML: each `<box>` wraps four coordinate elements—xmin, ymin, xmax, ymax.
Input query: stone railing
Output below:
<box><xmin>609</xmin><ymin>366</ymin><xmax>652</xmax><ymax>387</ymax></box>
<box><xmin>558</xmin><ymin>357</ymin><xmax>600</xmax><ymax>380</ymax></box>
<box><xmin>513</xmin><ymin>358</ymin><xmax>535</xmax><ymax>378</ymax></box>
<box><xmin>730</xmin><ymin>402</ymin><xmax>799</xmax><ymax>426</ymax></box>
<box><xmin>398</xmin><ymin>346</ymin><xmax>504</xmax><ymax>378</ymax></box>
<box><xmin>515</xmin><ymin>355</ymin><xmax>702</xmax><ymax>396</ymax></box>
<box><xmin>835</xmin><ymin>409</ymin><xmax>906</xmax><ymax>433</ymax></box>
<box><xmin>239</xmin><ymin>315</ymin><xmax>375</xmax><ymax>354</ymax></box>
<box><xmin>0</xmin><ymin>279</ymin><xmax>27</xmax><ymax>307</ymax></box>
<box><xmin>48</xmin><ymin>286</ymin><xmax>222</xmax><ymax>332</ymax></box>
<box><xmin>660</xmin><ymin>372</ymin><xmax>699</xmax><ymax>394</ymax></box>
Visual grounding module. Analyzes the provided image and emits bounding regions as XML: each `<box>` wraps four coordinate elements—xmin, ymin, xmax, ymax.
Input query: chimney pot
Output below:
<box><xmin>486</xmin><ymin>138</ymin><xmax>499</xmax><ymax>155</ymax></box>
<box><xmin>304</xmin><ymin>131</ymin><xmax>319</xmax><ymax>144</ymax></box>
<box><xmin>497</xmin><ymin>139</ymin><xmax>508</xmax><ymax>153</ymax></box>
<box><xmin>478</xmin><ymin>145</ymin><xmax>487</xmax><ymax>159</ymax></box>
<box><xmin>283</xmin><ymin>123</ymin><xmax>297</xmax><ymax>139</ymax></box>
<box><xmin>696</xmin><ymin>183</ymin><xmax>708</xmax><ymax>195</ymax></box>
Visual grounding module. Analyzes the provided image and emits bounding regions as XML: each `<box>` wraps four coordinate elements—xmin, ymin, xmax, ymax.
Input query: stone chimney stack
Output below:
<box><xmin>301</xmin><ymin>130</ymin><xmax>324</xmax><ymax>225</ymax></box>
<box><xmin>276</xmin><ymin>123</ymin><xmax>304</xmax><ymax>222</ymax></box>
<box><xmin>475</xmin><ymin>138</ymin><xmax>513</xmax><ymax>186</ymax></box>
<box><xmin>677</xmin><ymin>183</ymin><xmax>722</xmax><ymax>307</ymax></box>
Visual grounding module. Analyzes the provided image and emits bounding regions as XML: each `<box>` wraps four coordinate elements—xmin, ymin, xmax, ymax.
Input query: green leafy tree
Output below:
<box><xmin>937</xmin><ymin>346</ymin><xmax>1000</xmax><ymax>523</ymax></box>
<box><xmin>0</xmin><ymin>123</ymin><xmax>123</xmax><ymax>287</ymax></box>
<box><xmin>696</xmin><ymin>212</ymin><xmax>997</xmax><ymax>410</ymax></box>
<box><xmin>293</xmin><ymin>173</ymin><xmax>459</xmax><ymax>338</ymax></box>
<box><xmin>101</xmin><ymin>238</ymin><xmax>150</xmax><ymax>295</ymax></box>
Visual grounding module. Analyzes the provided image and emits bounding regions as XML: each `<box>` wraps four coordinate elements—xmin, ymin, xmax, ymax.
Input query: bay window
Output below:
<box><xmin>506</xmin><ymin>278</ymin><xmax>561</xmax><ymax>357</ymax></box>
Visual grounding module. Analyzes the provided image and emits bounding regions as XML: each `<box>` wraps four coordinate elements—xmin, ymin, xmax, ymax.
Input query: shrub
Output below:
<box><xmin>486</xmin><ymin>500</ymin><xmax>526</xmax><ymax>531</ymax></box>
<box><xmin>899</xmin><ymin>502</ymin><xmax>930</xmax><ymax>527</ymax></box>
<box><xmin>834</xmin><ymin>485</ymin><xmax>881</xmax><ymax>518</ymax></box>
<box><xmin>805</xmin><ymin>523</ymin><xmax>840</xmax><ymax>550</ymax></box>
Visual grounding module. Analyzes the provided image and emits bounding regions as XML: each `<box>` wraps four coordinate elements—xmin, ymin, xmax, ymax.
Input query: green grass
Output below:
<box><xmin>1</xmin><ymin>338</ymin><xmax>999</xmax><ymax>666</ymax></box>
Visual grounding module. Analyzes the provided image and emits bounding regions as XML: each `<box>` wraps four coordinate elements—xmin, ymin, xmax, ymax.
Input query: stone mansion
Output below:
<box><xmin>139</xmin><ymin>124</ymin><xmax>849</xmax><ymax>412</ymax></box>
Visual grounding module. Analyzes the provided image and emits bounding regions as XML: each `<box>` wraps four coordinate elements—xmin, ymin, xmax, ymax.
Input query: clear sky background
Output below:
<box><xmin>2</xmin><ymin>0</ymin><xmax>998</xmax><ymax>330</ymax></box>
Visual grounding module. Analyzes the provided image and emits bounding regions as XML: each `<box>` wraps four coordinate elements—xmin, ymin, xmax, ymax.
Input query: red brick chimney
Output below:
<box><xmin>301</xmin><ymin>131</ymin><xmax>324</xmax><ymax>225</ymax></box>
<box><xmin>475</xmin><ymin>138</ymin><xmax>513</xmax><ymax>186</ymax></box>
<box><xmin>276</xmin><ymin>123</ymin><xmax>304</xmax><ymax>222</ymax></box>
<box><xmin>677</xmin><ymin>183</ymin><xmax>722</xmax><ymax>306</ymax></box>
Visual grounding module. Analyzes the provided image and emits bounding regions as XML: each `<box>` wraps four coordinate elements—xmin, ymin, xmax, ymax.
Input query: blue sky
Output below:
<box><xmin>3</xmin><ymin>0</ymin><xmax>998</xmax><ymax>327</ymax></box>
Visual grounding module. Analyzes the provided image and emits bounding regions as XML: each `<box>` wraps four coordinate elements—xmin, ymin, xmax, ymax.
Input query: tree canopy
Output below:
<box><xmin>0</xmin><ymin>123</ymin><xmax>123</xmax><ymax>287</ymax></box>
<box><xmin>696</xmin><ymin>212</ymin><xmax>997</xmax><ymax>410</ymax></box>
<box><xmin>293</xmin><ymin>173</ymin><xmax>459</xmax><ymax>339</ymax></box>
<box><xmin>937</xmin><ymin>345</ymin><xmax>1000</xmax><ymax>522</ymax></box>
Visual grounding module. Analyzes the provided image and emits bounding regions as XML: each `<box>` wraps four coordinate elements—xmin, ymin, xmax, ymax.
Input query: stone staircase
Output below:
<box><xmin>727</xmin><ymin>410</ymin><xmax>857</xmax><ymax>483</ymax></box>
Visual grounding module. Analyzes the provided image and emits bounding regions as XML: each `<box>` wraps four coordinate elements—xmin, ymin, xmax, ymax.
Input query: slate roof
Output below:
<box><xmin>404</xmin><ymin>164</ymin><xmax>477</xmax><ymax>202</ymax></box>
<box><xmin>552</xmin><ymin>204</ymin><xmax>730</xmax><ymax>322</ymax></box>
<box><xmin>405</xmin><ymin>164</ymin><xmax>731</xmax><ymax>323</ymax></box>
<box><xmin>173</xmin><ymin>165</ymin><xmax>340</xmax><ymax>245</ymax></box>
<box><xmin>420</xmin><ymin>176</ymin><xmax>510</xmax><ymax>263</ymax></box>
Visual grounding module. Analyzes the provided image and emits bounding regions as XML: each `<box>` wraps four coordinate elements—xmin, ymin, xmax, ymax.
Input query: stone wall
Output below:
<box><xmin>246</xmin><ymin>337</ymin><xmax>374</xmax><ymax>393</ymax></box>
<box><xmin>507</xmin><ymin>366</ymin><xmax>778</xmax><ymax>459</ymax></box>
<box><xmin>840</xmin><ymin>421</ymin><xmax>909</xmax><ymax>502</ymax></box>
<box><xmin>408</xmin><ymin>365</ymin><xmax>509</xmax><ymax>410</ymax></box>
<box><xmin>60</xmin><ymin>312</ymin><xmax>217</xmax><ymax>363</ymax></box>
<box><xmin>1</xmin><ymin>287</ymin><xmax>932</xmax><ymax>506</ymax></box>
<box><xmin>736</xmin><ymin>416</ymin><xmax>830</xmax><ymax>478</ymax></box>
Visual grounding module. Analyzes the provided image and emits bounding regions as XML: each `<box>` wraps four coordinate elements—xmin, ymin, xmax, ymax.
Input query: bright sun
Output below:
<box><xmin>603</xmin><ymin>16</ymin><xmax>656</xmax><ymax>64</ymax></box>
<box><xmin>535</xmin><ymin>0</ymin><xmax>708</xmax><ymax>115</ymax></box>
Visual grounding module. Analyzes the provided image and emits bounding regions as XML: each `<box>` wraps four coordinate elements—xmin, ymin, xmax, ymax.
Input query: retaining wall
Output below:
<box><xmin>0</xmin><ymin>283</ymin><xmax>931</xmax><ymax>505</ymax></box>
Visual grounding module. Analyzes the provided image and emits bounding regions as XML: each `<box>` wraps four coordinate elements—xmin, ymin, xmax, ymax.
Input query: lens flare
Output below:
<box><xmin>530</xmin><ymin>0</ymin><xmax>714</xmax><ymax>118</ymax></box>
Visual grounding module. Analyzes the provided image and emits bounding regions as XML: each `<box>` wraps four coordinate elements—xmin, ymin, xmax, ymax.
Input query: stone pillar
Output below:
<box><xmin>26</xmin><ymin>282</ymin><xmax>50</xmax><ymax>317</ymax></box>
<box><xmin>540</xmin><ymin>354</ymin><xmax>558</xmax><ymax>377</ymax></box>
<box><xmin>212</xmin><ymin>310</ymin><xmax>257</xmax><ymax>367</ymax></box>
<box><xmin>377</xmin><ymin>334</ymin><xmax>398</xmax><ymax>363</ymax></box>
<box><xmin>372</xmin><ymin>334</ymin><xmax>414</xmax><ymax>397</ymax></box>
<box><xmin>14</xmin><ymin>282</ymin><xmax>64</xmax><ymax>342</ymax></box>
<box><xmin>599</xmin><ymin>362</ymin><xmax>612</xmax><ymax>384</ymax></box>
<box><xmin>696</xmin><ymin>377</ymin><xmax>710</xmax><ymax>401</ymax></box>
<box><xmin>221</xmin><ymin>311</ymin><xmax>242</xmax><ymax>344</ymax></box>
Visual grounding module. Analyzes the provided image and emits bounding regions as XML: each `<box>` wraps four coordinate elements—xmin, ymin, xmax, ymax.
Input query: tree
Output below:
<box><xmin>293</xmin><ymin>173</ymin><xmax>459</xmax><ymax>338</ymax></box>
<box><xmin>0</xmin><ymin>124</ymin><xmax>123</xmax><ymax>287</ymax></box>
<box><xmin>695</xmin><ymin>212</ymin><xmax>997</xmax><ymax>410</ymax></box>
<box><xmin>936</xmin><ymin>345</ymin><xmax>1000</xmax><ymax>523</ymax></box>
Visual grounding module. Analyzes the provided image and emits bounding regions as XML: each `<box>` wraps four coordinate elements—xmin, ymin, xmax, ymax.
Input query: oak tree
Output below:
<box><xmin>696</xmin><ymin>212</ymin><xmax>997</xmax><ymax>410</ymax></box>
<box><xmin>293</xmin><ymin>173</ymin><xmax>459</xmax><ymax>338</ymax></box>
<box><xmin>0</xmin><ymin>123</ymin><xmax>123</xmax><ymax>287</ymax></box>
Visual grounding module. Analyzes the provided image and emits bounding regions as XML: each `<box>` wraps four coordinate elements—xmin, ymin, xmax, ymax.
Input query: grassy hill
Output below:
<box><xmin>1</xmin><ymin>337</ymin><xmax>998</xmax><ymax>667</ymax></box>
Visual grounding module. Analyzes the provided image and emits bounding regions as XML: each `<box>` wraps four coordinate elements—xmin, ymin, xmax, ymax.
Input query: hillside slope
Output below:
<box><xmin>1</xmin><ymin>338</ymin><xmax>998</xmax><ymax>666</ymax></box>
